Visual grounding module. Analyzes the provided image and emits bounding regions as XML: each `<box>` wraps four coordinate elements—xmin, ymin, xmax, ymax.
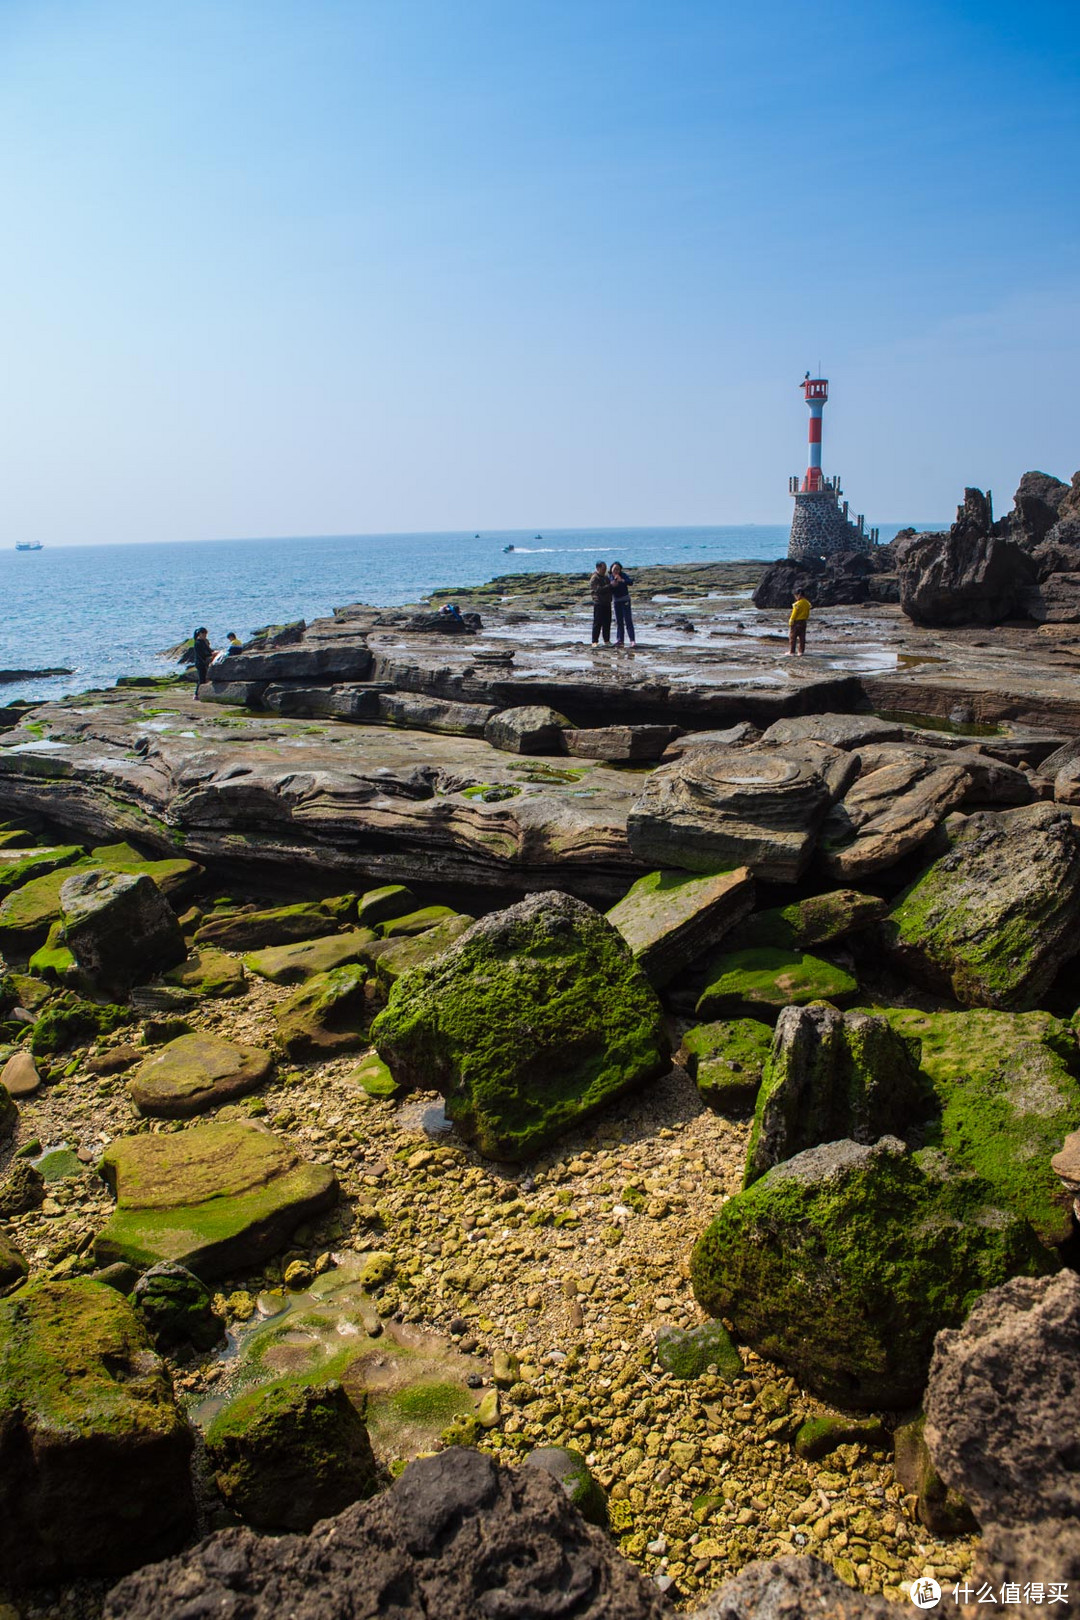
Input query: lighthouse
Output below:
<box><xmin>787</xmin><ymin>374</ymin><xmax>878</xmax><ymax>561</ymax></box>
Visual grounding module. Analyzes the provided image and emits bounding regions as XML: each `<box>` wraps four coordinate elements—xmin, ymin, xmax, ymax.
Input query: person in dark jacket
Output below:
<box><xmin>193</xmin><ymin>627</ymin><xmax>213</xmax><ymax>691</ymax></box>
<box><xmin>589</xmin><ymin>562</ymin><xmax>612</xmax><ymax>645</ymax></box>
<box><xmin>610</xmin><ymin>561</ymin><xmax>636</xmax><ymax>648</ymax></box>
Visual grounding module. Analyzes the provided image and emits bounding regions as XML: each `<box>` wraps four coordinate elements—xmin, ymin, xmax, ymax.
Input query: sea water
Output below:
<box><xmin>0</xmin><ymin>522</ymin><xmax>924</xmax><ymax>706</ymax></box>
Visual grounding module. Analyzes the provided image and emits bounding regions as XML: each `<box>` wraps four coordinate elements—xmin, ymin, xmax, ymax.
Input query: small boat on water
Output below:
<box><xmin>534</xmin><ymin>533</ymin><xmax>542</xmax><ymax>539</ymax></box>
<box><xmin>503</xmin><ymin>544</ymin><xmax>515</xmax><ymax>553</ymax></box>
<box><xmin>15</xmin><ymin>542</ymin><xmax>43</xmax><ymax>551</ymax></box>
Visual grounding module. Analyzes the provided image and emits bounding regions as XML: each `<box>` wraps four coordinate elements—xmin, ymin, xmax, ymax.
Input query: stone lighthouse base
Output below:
<box><xmin>789</xmin><ymin>488</ymin><xmax>871</xmax><ymax>561</ymax></box>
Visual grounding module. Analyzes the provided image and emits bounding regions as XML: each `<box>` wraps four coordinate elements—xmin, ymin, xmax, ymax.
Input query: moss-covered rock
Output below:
<box><xmin>745</xmin><ymin>1002</ymin><xmax>933</xmax><ymax>1186</ymax></box>
<box><xmin>246</xmin><ymin>929</ymin><xmax>376</xmax><ymax>986</ymax></box>
<box><xmin>60</xmin><ymin>868</ymin><xmax>187</xmax><ymax>995</ymax></box>
<box><xmin>0</xmin><ymin>1279</ymin><xmax>194</xmax><ymax>1579</ymax></box>
<box><xmin>205</xmin><ymin>1376</ymin><xmax>379</xmax><ymax>1532</ymax></box>
<box><xmin>523</xmin><ymin>1445</ymin><xmax>608</xmax><ymax>1528</ymax></box>
<box><xmin>696</xmin><ymin>945</ymin><xmax>857</xmax><ymax>1021</ymax></box>
<box><xmin>726</xmin><ymin>888</ymin><xmax>888</xmax><ymax>952</ymax></box>
<box><xmin>362</xmin><ymin>914</ymin><xmax>476</xmax><ymax>995</ymax></box>
<box><xmin>0</xmin><ymin>847</ymin><xmax>200</xmax><ymax>954</ymax></box>
<box><xmin>794</xmin><ymin>1414</ymin><xmax>887</xmax><ymax>1461</ymax></box>
<box><xmin>655</xmin><ymin>1320</ymin><xmax>742</xmax><ymax>1381</ymax></box>
<box><xmin>884</xmin><ymin>803</ymin><xmax>1080</xmax><ymax>1010</ymax></box>
<box><xmin>162</xmin><ymin>947</ymin><xmax>246</xmax><ymax>998</ymax></box>
<box><xmin>0</xmin><ymin>844</ymin><xmax>83</xmax><ymax>895</ymax></box>
<box><xmin>0</xmin><ymin>1230</ymin><xmax>28</xmax><ymax>1294</ymax></box>
<box><xmin>378</xmin><ymin>904</ymin><xmax>461</xmax><ymax>938</ymax></box>
<box><xmin>690</xmin><ymin>1136</ymin><xmax>1053</xmax><ymax>1408</ymax></box>
<box><xmin>30</xmin><ymin>992</ymin><xmax>128</xmax><ymax>1055</ymax></box>
<box><xmin>347</xmin><ymin>1052</ymin><xmax>401</xmax><ymax>1099</ymax></box>
<box><xmin>28</xmin><ymin>920</ymin><xmax>78</xmax><ymax>982</ymax></box>
<box><xmin>128</xmin><ymin>1032</ymin><xmax>274</xmax><ymax>1118</ymax></box>
<box><xmin>133</xmin><ymin>1260</ymin><xmax>223</xmax><ymax>1350</ymax></box>
<box><xmin>195</xmin><ymin>901</ymin><xmax>341</xmax><ymax>952</ymax></box>
<box><xmin>606</xmin><ymin>866</ymin><xmax>755</xmax><ymax>989</ymax></box>
<box><xmin>355</xmin><ymin>883</ymin><xmax>417</xmax><ymax>928</ymax></box>
<box><xmin>371</xmin><ymin>891</ymin><xmax>670</xmax><ymax>1160</ymax></box>
<box><xmin>0</xmin><ymin>1159</ymin><xmax>45</xmax><ymax>1216</ymax></box>
<box><xmin>95</xmin><ymin>1120</ymin><xmax>338</xmax><ymax>1279</ymax></box>
<box><xmin>274</xmin><ymin>963</ymin><xmax>370</xmax><ymax>1058</ymax></box>
<box><xmin>0</xmin><ymin>1080</ymin><xmax>16</xmax><ymax>1141</ymax></box>
<box><xmin>880</xmin><ymin>1006</ymin><xmax>1080</xmax><ymax>1247</ymax></box>
<box><xmin>681</xmin><ymin>1019</ymin><xmax>772</xmax><ymax>1111</ymax></box>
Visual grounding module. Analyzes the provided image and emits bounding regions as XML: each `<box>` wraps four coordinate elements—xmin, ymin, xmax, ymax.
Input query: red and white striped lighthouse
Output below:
<box><xmin>801</xmin><ymin>374</ymin><xmax>828</xmax><ymax>491</ymax></box>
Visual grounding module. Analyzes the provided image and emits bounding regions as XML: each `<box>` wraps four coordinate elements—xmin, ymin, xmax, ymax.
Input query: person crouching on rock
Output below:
<box><xmin>589</xmin><ymin>561</ymin><xmax>613</xmax><ymax>646</ymax></box>
<box><xmin>788</xmin><ymin>592</ymin><xmax>810</xmax><ymax>656</ymax></box>
<box><xmin>610</xmin><ymin>561</ymin><xmax>636</xmax><ymax>648</ymax></box>
<box><xmin>193</xmin><ymin>627</ymin><xmax>213</xmax><ymax>691</ymax></box>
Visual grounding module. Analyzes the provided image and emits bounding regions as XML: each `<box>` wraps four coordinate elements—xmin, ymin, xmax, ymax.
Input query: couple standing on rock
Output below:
<box><xmin>192</xmin><ymin>628</ymin><xmax>241</xmax><ymax>691</ymax></box>
<box><xmin>589</xmin><ymin>561</ymin><xmax>636</xmax><ymax>648</ymax></box>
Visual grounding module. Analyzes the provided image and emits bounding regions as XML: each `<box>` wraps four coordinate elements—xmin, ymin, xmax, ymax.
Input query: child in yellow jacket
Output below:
<box><xmin>788</xmin><ymin>592</ymin><xmax>810</xmax><ymax>656</ymax></box>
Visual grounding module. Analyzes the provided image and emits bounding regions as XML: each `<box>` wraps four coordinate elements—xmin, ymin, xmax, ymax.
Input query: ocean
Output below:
<box><xmin>0</xmin><ymin>522</ymin><xmax>925</xmax><ymax>707</ymax></box>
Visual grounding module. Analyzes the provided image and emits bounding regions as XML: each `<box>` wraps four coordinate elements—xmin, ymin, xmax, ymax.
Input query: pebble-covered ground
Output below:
<box><xmin>5</xmin><ymin>948</ymin><xmax>976</xmax><ymax>1617</ymax></box>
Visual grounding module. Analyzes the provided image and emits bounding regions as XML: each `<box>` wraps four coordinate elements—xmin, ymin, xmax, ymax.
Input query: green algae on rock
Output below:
<box><xmin>606</xmin><ymin>866</ymin><xmax>754</xmax><ymax>988</ymax></box>
<box><xmin>95</xmin><ymin>1119</ymin><xmax>338</xmax><ymax>1279</ymax></box>
<box><xmin>274</xmin><ymin>962</ymin><xmax>371</xmax><ymax>1057</ymax></box>
<box><xmin>371</xmin><ymin>891</ymin><xmax>670</xmax><ymax>1160</ymax></box>
<box><xmin>28</xmin><ymin>919</ymin><xmax>78</xmax><ymax>981</ymax></box>
<box><xmin>347</xmin><ymin>1051</ymin><xmax>401</xmax><ymax>1099</ymax></box>
<box><xmin>884</xmin><ymin>803</ymin><xmax>1080</xmax><ymax>1010</ymax></box>
<box><xmin>30</xmin><ymin>991</ymin><xmax>128</xmax><ymax>1055</ymax></box>
<box><xmin>245</xmin><ymin>929</ymin><xmax>375</xmax><ymax>985</ymax></box>
<box><xmin>355</xmin><ymin>883</ymin><xmax>417</xmax><ymax>928</ymax></box>
<box><xmin>696</xmin><ymin>945</ymin><xmax>857</xmax><ymax>1021</ymax></box>
<box><xmin>205</xmin><ymin>1376</ymin><xmax>379</xmax><ymax>1532</ymax></box>
<box><xmin>893</xmin><ymin>1411</ymin><xmax>978</xmax><ymax>1536</ymax></box>
<box><xmin>195</xmin><ymin>899</ymin><xmax>342</xmax><ymax>952</ymax></box>
<box><xmin>60</xmin><ymin>867</ymin><xmax>187</xmax><ymax>995</ymax></box>
<box><xmin>378</xmin><ymin>904</ymin><xmax>461</xmax><ymax>938</ymax></box>
<box><xmin>681</xmin><ymin>1018</ymin><xmax>773</xmax><ymax>1111</ymax></box>
<box><xmin>794</xmin><ymin>1413</ymin><xmax>887</xmax><ymax>1461</ymax></box>
<box><xmin>0</xmin><ymin>843</ymin><xmax>83</xmax><ymax>895</ymax></box>
<box><xmin>655</xmin><ymin>1319</ymin><xmax>742</xmax><ymax>1382</ymax></box>
<box><xmin>725</xmin><ymin>888</ymin><xmax>888</xmax><ymax>953</ymax></box>
<box><xmin>745</xmin><ymin>1003</ymin><xmax>932</xmax><ymax>1186</ymax></box>
<box><xmin>880</xmin><ymin>1006</ymin><xmax>1080</xmax><ymax>1247</ymax></box>
<box><xmin>0</xmin><ymin>1078</ymin><xmax>16</xmax><ymax>1140</ymax></box>
<box><xmin>0</xmin><ymin>1279</ymin><xmax>194</xmax><ymax>1579</ymax></box>
<box><xmin>362</xmin><ymin>913</ymin><xmax>476</xmax><ymax>994</ymax></box>
<box><xmin>128</xmin><ymin>1031</ymin><xmax>274</xmax><ymax>1118</ymax></box>
<box><xmin>0</xmin><ymin>847</ymin><xmax>201</xmax><ymax>954</ymax></box>
<box><xmin>691</xmin><ymin>1136</ymin><xmax>1053</xmax><ymax>1409</ymax></box>
<box><xmin>133</xmin><ymin>1260</ymin><xmax>223</xmax><ymax>1351</ymax></box>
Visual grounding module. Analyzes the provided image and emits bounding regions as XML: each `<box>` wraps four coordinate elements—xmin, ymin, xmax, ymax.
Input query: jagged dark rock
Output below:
<box><xmin>104</xmin><ymin>1447</ymin><xmax>670</xmax><ymax>1620</ymax></box>
<box><xmin>691</xmin><ymin>1555</ymin><xmax>894</xmax><ymax>1619</ymax></box>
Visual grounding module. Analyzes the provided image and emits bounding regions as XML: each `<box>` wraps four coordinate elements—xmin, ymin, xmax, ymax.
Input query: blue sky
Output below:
<box><xmin>0</xmin><ymin>0</ymin><xmax>1076</xmax><ymax>543</ymax></box>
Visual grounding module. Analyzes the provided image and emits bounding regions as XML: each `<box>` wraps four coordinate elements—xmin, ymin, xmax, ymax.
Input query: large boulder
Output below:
<box><xmin>161</xmin><ymin>946</ymin><xmax>246</xmax><ymax>999</ymax></box>
<box><xmin>371</xmin><ymin>892</ymin><xmax>670</xmax><ymax>1160</ymax></box>
<box><xmin>627</xmin><ymin>742</ymin><xmax>858</xmax><ymax>882</ymax></box>
<box><xmin>1006</xmin><ymin>469</ymin><xmax>1071</xmax><ymax>549</ymax></box>
<box><xmin>205</xmin><ymin>1377</ymin><xmax>379</xmax><ymax>1532</ymax></box>
<box><xmin>58</xmin><ymin>869</ymin><xmax>187</xmax><ymax>996</ymax></box>
<box><xmin>744</xmin><ymin>1003</ymin><xmax>932</xmax><ymax>1185</ymax></box>
<box><xmin>924</xmin><ymin>1270</ymin><xmax>1080</xmax><ymax>1585</ymax></box>
<box><xmin>0</xmin><ymin>848</ymin><xmax>201</xmax><ymax>954</ymax></box>
<box><xmin>883</xmin><ymin>1007</ymin><xmax>1080</xmax><ymax>1248</ymax></box>
<box><xmin>0</xmin><ymin>1279</ymin><xmax>194</xmax><ymax>1580</ymax></box>
<box><xmin>884</xmin><ymin>803</ymin><xmax>1080</xmax><ymax>1009</ymax></box>
<box><xmin>127</xmin><ymin>1032</ymin><xmax>274</xmax><ymax>1118</ymax></box>
<box><xmin>104</xmin><ymin>1447</ymin><xmax>670</xmax><ymax>1620</ymax></box>
<box><xmin>94</xmin><ymin>1120</ymin><xmax>338</xmax><ymax>1279</ymax></box>
<box><xmin>606</xmin><ymin>866</ymin><xmax>754</xmax><ymax>988</ymax></box>
<box><xmin>725</xmin><ymin>888</ymin><xmax>887</xmax><ymax>952</ymax></box>
<box><xmin>898</xmin><ymin>498</ymin><xmax>1037</xmax><ymax>626</ymax></box>
<box><xmin>690</xmin><ymin>1136</ymin><xmax>1052</xmax><ymax>1408</ymax></box>
<box><xmin>484</xmin><ymin>706</ymin><xmax>572</xmax><ymax>755</ymax></box>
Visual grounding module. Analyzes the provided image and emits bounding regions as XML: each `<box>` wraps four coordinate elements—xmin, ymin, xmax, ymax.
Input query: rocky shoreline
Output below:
<box><xmin>1</xmin><ymin>508</ymin><xmax>1079</xmax><ymax>1618</ymax></box>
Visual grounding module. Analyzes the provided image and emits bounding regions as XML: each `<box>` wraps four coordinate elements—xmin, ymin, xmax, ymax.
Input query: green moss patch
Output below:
<box><xmin>274</xmin><ymin>964</ymin><xmax>370</xmax><ymax>1058</ymax></box>
<box><xmin>681</xmin><ymin>1019</ymin><xmax>773</xmax><ymax>1111</ymax></box>
<box><xmin>696</xmin><ymin>946</ymin><xmax>857</xmax><ymax>1020</ymax></box>
<box><xmin>728</xmin><ymin>889</ymin><xmax>887</xmax><ymax>952</ymax></box>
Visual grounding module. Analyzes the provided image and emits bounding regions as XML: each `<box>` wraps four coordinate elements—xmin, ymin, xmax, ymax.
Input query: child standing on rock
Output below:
<box><xmin>610</xmin><ymin>562</ymin><xmax>636</xmax><ymax>648</ymax></box>
<box><xmin>788</xmin><ymin>591</ymin><xmax>810</xmax><ymax>656</ymax></box>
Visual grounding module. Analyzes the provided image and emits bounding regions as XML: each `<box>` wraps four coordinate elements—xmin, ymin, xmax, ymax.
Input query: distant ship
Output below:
<box><xmin>15</xmin><ymin>542</ymin><xmax>43</xmax><ymax>552</ymax></box>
